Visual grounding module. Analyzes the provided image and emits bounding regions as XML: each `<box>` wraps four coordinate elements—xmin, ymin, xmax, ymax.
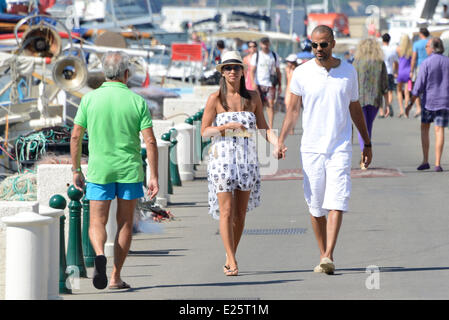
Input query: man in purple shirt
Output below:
<box><xmin>407</xmin><ymin>37</ymin><xmax>449</xmax><ymax>172</ymax></box>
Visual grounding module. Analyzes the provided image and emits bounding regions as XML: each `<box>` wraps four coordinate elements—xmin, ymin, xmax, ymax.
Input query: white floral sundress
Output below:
<box><xmin>207</xmin><ymin>111</ymin><xmax>261</xmax><ymax>220</ymax></box>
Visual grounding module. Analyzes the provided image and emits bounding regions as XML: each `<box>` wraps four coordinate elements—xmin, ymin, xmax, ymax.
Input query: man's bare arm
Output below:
<box><xmin>70</xmin><ymin>124</ymin><xmax>86</xmax><ymax>191</ymax></box>
<box><xmin>279</xmin><ymin>93</ymin><xmax>302</xmax><ymax>144</ymax></box>
<box><xmin>141</xmin><ymin>127</ymin><xmax>159</xmax><ymax>199</ymax></box>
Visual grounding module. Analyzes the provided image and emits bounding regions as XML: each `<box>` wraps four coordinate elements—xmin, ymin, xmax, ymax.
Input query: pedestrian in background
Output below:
<box><xmin>243</xmin><ymin>41</ymin><xmax>257</xmax><ymax>90</ymax></box>
<box><xmin>250</xmin><ymin>37</ymin><xmax>282</xmax><ymax>129</ymax></box>
<box><xmin>409</xmin><ymin>28</ymin><xmax>430</xmax><ymax>117</ymax></box>
<box><xmin>381</xmin><ymin>33</ymin><xmax>398</xmax><ymax>117</ymax></box>
<box><xmin>214</xmin><ymin>39</ymin><xmax>228</xmax><ymax>65</ymax></box>
<box><xmin>407</xmin><ymin>38</ymin><xmax>449</xmax><ymax>172</ymax></box>
<box><xmin>396</xmin><ymin>34</ymin><xmax>413</xmax><ymax>118</ymax></box>
<box><xmin>71</xmin><ymin>51</ymin><xmax>159</xmax><ymax>290</ymax></box>
<box><xmin>191</xmin><ymin>31</ymin><xmax>209</xmax><ymax>67</ymax></box>
<box><xmin>297</xmin><ymin>39</ymin><xmax>315</xmax><ymax>65</ymax></box>
<box><xmin>353</xmin><ymin>38</ymin><xmax>388</xmax><ymax>169</ymax></box>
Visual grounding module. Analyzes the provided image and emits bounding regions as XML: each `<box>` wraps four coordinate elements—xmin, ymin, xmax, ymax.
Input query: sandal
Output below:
<box><xmin>360</xmin><ymin>159</ymin><xmax>367</xmax><ymax>170</ymax></box>
<box><xmin>388</xmin><ymin>106</ymin><xmax>394</xmax><ymax>117</ymax></box>
<box><xmin>92</xmin><ymin>255</ymin><xmax>108</xmax><ymax>290</ymax></box>
<box><xmin>314</xmin><ymin>264</ymin><xmax>325</xmax><ymax>273</ymax></box>
<box><xmin>224</xmin><ymin>267</ymin><xmax>239</xmax><ymax>276</ymax></box>
<box><xmin>109</xmin><ymin>281</ymin><xmax>131</xmax><ymax>289</ymax></box>
<box><xmin>223</xmin><ymin>265</ymin><xmax>230</xmax><ymax>274</ymax></box>
<box><xmin>319</xmin><ymin>257</ymin><xmax>335</xmax><ymax>275</ymax></box>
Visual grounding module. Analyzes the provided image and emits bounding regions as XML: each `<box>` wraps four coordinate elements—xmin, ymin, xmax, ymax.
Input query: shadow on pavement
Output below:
<box><xmin>72</xmin><ymin>279</ymin><xmax>303</xmax><ymax>296</ymax></box>
<box><xmin>127</xmin><ymin>278</ymin><xmax>303</xmax><ymax>292</ymax></box>
<box><xmin>128</xmin><ymin>249</ymin><xmax>187</xmax><ymax>257</ymax></box>
<box><xmin>242</xmin><ymin>266</ymin><xmax>449</xmax><ymax>276</ymax></box>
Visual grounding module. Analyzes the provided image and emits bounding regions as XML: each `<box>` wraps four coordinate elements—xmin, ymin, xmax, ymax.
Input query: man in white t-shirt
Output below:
<box><xmin>250</xmin><ymin>37</ymin><xmax>282</xmax><ymax>128</ymax></box>
<box><xmin>381</xmin><ymin>33</ymin><xmax>398</xmax><ymax>117</ymax></box>
<box><xmin>275</xmin><ymin>25</ymin><xmax>372</xmax><ymax>275</ymax></box>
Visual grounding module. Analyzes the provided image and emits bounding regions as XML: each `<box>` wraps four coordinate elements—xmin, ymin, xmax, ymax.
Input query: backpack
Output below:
<box><xmin>255</xmin><ymin>50</ymin><xmax>279</xmax><ymax>86</ymax></box>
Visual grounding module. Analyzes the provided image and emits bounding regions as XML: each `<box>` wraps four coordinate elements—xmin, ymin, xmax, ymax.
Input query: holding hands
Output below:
<box><xmin>274</xmin><ymin>142</ymin><xmax>288</xmax><ymax>160</ymax></box>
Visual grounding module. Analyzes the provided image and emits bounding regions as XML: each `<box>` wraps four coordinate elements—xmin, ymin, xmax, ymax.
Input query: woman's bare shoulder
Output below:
<box><xmin>207</xmin><ymin>90</ymin><xmax>221</xmax><ymax>102</ymax></box>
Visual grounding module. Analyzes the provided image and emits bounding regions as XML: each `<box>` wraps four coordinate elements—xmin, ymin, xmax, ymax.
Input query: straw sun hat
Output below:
<box><xmin>216</xmin><ymin>51</ymin><xmax>247</xmax><ymax>73</ymax></box>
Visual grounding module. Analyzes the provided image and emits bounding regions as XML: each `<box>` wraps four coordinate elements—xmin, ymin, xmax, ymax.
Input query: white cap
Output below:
<box><xmin>286</xmin><ymin>54</ymin><xmax>298</xmax><ymax>63</ymax></box>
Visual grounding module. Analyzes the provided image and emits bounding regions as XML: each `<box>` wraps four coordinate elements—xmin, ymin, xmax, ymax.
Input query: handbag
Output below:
<box><xmin>270</xmin><ymin>73</ymin><xmax>279</xmax><ymax>87</ymax></box>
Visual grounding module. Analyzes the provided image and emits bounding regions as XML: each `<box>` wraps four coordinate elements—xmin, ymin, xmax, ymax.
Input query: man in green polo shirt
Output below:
<box><xmin>70</xmin><ymin>51</ymin><xmax>159</xmax><ymax>290</ymax></box>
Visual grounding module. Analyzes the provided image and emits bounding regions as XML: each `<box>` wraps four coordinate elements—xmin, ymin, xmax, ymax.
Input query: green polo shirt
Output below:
<box><xmin>74</xmin><ymin>81</ymin><xmax>153</xmax><ymax>184</ymax></box>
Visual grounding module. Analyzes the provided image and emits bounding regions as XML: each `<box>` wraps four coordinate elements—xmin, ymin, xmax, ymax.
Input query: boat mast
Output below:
<box><xmin>289</xmin><ymin>0</ymin><xmax>295</xmax><ymax>36</ymax></box>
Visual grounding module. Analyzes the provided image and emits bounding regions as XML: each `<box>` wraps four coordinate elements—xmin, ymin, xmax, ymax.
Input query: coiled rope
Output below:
<box><xmin>0</xmin><ymin>171</ymin><xmax>36</xmax><ymax>201</ymax></box>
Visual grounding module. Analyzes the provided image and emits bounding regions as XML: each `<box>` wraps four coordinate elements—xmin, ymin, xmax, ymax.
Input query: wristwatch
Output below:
<box><xmin>71</xmin><ymin>167</ymin><xmax>82</xmax><ymax>173</ymax></box>
<box><xmin>364</xmin><ymin>142</ymin><xmax>372</xmax><ymax>148</ymax></box>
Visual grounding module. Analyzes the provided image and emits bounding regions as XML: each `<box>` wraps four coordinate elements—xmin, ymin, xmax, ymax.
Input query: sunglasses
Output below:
<box><xmin>311</xmin><ymin>41</ymin><xmax>330</xmax><ymax>49</ymax></box>
<box><xmin>223</xmin><ymin>65</ymin><xmax>242</xmax><ymax>72</ymax></box>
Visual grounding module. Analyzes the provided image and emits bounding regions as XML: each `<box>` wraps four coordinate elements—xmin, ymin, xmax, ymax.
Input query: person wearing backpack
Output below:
<box><xmin>250</xmin><ymin>37</ymin><xmax>282</xmax><ymax>128</ymax></box>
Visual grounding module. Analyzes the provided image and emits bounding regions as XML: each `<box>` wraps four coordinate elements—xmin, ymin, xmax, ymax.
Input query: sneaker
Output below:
<box><xmin>417</xmin><ymin>163</ymin><xmax>430</xmax><ymax>170</ymax></box>
<box><xmin>435</xmin><ymin>166</ymin><xmax>443</xmax><ymax>172</ymax></box>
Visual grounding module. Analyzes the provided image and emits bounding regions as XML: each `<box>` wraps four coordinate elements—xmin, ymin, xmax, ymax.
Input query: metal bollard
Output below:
<box><xmin>169</xmin><ymin>128</ymin><xmax>182</xmax><ymax>186</ymax></box>
<box><xmin>192</xmin><ymin>112</ymin><xmax>202</xmax><ymax>165</ymax></box>
<box><xmin>66</xmin><ymin>185</ymin><xmax>87</xmax><ymax>278</ymax></box>
<box><xmin>2</xmin><ymin>212</ymin><xmax>53</xmax><ymax>299</ymax></box>
<box><xmin>185</xmin><ymin>116</ymin><xmax>200</xmax><ymax>166</ymax></box>
<box><xmin>161</xmin><ymin>132</ymin><xmax>173</xmax><ymax>195</ymax></box>
<box><xmin>39</xmin><ymin>205</ymin><xmax>65</xmax><ymax>300</ymax></box>
<box><xmin>82</xmin><ymin>187</ymin><xmax>95</xmax><ymax>268</ymax></box>
<box><xmin>49</xmin><ymin>194</ymin><xmax>71</xmax><ymax>294</ymax></box>
<box><xmin>175</xmin><ymin>121</ymin><xmax>195</xmax><ymax>181</ymax></box>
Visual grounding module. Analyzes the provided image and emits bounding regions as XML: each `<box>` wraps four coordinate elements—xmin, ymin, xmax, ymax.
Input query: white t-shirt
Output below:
<box><xmin>382</xmin><ymin>45</ymin><xmax>399</xmax><ymax>75</ymax></box>
<box><xmin>289</xmin><ymin>59</ymin><xmax>359</xmax><ymax>154</ymax></box>
<box><xmin>250</xmin><ymin>50</ymin><xmax>280</xmax><ymax>87</ymax></box>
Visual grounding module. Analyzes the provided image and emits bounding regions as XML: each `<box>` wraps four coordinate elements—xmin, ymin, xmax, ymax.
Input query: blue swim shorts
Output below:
<box><xmin>85</xmin><ymin>182</ymin><xmax>144</xmax><ymax>201</ymax></box>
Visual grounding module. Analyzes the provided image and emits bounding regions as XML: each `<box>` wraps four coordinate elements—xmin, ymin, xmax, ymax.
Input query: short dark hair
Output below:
<box><xmin>311</xmin><ymin>25</ymin><xmax>334</xmax><ymax>41</ymax></box>
<box><xmin>382</xmin><ymin>33</ymin><xmax>391</xmax><ymax>43</ymax></box>
<box><xmin>420</xmin><ymin>27</ymin><xmax>430</xmax><ymax>37</ymax></box>
<box><xmin>217</xmin><ymin>40</ymin><xmax>225</xmax><ymax>49</ymax></box>
<box><xmin>260</xmin><ymin>37</ymin><xmax>270</xmax><ymax>44</ymax></box>
<box><xmin>430</xmin><ymin>37</ymin><xmax>445</xmax><ymax>54</ymax></box>
<box><xmin>248</xmin><ymin>40</ymin><xmax>257</xmax><ymax>47</ymax></box>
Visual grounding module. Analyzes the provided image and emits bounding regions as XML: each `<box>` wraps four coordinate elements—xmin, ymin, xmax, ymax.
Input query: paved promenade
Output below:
<box><xmin>64</xmin><ymin>110</ymin><xmax>449</xmax><ymax>300</ymax></box>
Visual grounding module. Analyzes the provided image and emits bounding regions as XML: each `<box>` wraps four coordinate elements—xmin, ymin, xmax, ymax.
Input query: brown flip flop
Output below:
<box><xmin>109</xmin><ymin>281</ymin><xmax>131</xmax><ymax>290</ymax></box>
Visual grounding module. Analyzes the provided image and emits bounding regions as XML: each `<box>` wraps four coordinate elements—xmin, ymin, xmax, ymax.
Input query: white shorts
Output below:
<box><xmin>301</xmin><ymin>151</ymin><xmax>352</xmax><ymax>217</ymax></box>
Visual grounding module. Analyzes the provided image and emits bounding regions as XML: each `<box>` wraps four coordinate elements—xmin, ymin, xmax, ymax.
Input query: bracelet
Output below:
<box><xmin>71</xmin><ymin>167</ymin><xmax>82</xmax><ymax>173</ymax></box>
<box><xmin>364</xmin><ymin>142</ymin><xmax>372</xmax><ymax>148</ymax></box>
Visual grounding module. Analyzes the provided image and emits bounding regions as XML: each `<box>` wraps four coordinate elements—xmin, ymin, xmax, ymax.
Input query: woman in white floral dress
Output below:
<box><xmin>201</xmin><ymin>51</ymin><xmax>282</xmax><ymax>276</ymax></box>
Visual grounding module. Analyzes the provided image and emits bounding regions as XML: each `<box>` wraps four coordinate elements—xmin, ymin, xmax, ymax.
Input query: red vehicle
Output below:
<box><xmin>306</xmin><ymin>13</ymin><xmax>350</xmax><ymax>38</ymax></box>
